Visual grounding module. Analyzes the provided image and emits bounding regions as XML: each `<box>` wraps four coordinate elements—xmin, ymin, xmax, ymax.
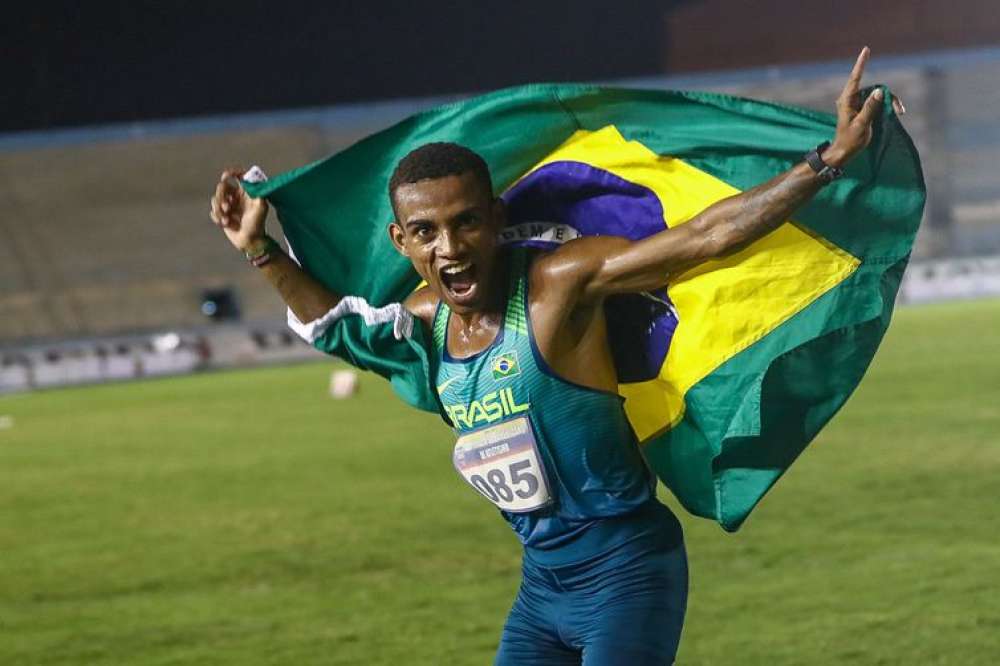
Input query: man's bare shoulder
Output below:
<box><xmin>403</xmin><ymin>285</ymin><xmax>440</xmax><ymax>330</ymax></box>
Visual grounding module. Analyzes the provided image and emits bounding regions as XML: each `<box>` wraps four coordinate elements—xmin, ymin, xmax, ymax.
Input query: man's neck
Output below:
<box><xmin>452</xmin><ymin>309</ymin><xmax>502</xmax><ymax>338</ymax></box>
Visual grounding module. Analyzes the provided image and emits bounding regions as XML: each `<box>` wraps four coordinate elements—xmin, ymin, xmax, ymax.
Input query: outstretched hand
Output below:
<box><xmin>209</xmin><ymin>169</ymin><xmax>269</xmax><ymax>252</ymax></box>
<box><xmin>825</xmin><ymin>47</ymin><xmax>905</xmax><ymax>168</ymax></box>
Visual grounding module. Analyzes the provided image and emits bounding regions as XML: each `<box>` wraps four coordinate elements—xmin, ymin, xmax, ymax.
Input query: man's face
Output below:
<box><xmin>388</xmin><ymin>172</ymin><xmax>505</xmax><ymax>315</ymax></box>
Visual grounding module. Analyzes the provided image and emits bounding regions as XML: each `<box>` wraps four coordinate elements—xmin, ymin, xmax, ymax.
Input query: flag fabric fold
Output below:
<box><xmin>243</xmin><ymin>83</ymin><xmax>925</xmax><ymax>531</ymax></box>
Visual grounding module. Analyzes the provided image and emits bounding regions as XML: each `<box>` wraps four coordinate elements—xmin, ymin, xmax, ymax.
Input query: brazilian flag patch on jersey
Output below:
<box><xmin>491</xmin><ymin>352</ymin><xmax>520</xmax><ymax>380</ymax></box>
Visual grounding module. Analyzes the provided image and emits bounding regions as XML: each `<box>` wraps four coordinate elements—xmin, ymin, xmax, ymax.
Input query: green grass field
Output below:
<box><xmin>2</xmin><ymin>299</ymin><xmax>998</xmax><ymax>665</ymax></box>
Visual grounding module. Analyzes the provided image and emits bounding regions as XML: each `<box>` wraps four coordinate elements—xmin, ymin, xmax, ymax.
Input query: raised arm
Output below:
<box><xmin>543</xmin><ymin>47</ymin><xmax>898</xmax><ymax>303</ymax></box>
<box><xmin>209</xmin><ymin>169</ymin><xmax>341</xmax><ymax>323</ymax></box>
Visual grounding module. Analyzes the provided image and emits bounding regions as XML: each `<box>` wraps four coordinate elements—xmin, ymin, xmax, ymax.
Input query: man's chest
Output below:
<box><xmin>528</xmin><ymin>294</ymin><xmax>618</xmax><ymax>393</ymax></box>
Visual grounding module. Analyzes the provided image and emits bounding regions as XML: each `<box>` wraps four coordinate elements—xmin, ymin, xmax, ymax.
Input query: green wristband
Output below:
<box><xmin>244</xmin><ymin>236</ymin><xmax>278</xmax><ymax>262</ymax></box>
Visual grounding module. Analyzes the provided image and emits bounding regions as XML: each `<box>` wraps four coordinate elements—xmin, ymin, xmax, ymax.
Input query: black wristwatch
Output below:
<box><xmin>804</xmin><ymin>141</ymin><xmax>844</xmax><ymax>185</ymax></box>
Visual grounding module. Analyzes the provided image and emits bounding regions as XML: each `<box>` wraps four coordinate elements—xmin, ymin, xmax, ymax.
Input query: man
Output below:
<box><xmin>211</xmin><ymin>48</ymin><xmax>895</xmax><ymax>664</ymax></box>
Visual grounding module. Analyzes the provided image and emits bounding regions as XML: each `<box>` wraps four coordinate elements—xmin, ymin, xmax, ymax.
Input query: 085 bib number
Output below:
<box><xmin>453</xmin><ymin>416</ymin><xmax>551</xmax><ymax>513</ymax></box>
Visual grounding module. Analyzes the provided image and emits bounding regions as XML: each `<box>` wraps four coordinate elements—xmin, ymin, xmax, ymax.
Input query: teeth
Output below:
<box><xmin>442</xmin><ymin>262</ymin><xmax>472</xmax><ymax>275</ymax></box>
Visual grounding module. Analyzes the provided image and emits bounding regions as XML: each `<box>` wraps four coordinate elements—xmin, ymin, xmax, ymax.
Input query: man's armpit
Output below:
<box><xmin>403</xmin><ymin>285</ymin><xmax>439</xmax><ymax>330</ymax></box>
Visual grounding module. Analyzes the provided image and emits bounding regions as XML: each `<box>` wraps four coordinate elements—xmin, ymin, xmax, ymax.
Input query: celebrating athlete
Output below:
<box><xmin>210</xmin><ymin>47</ymin><xmax>896</xmax><ymax>664</ymax></box>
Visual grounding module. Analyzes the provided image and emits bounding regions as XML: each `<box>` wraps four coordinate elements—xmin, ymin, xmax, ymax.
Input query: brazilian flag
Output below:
<box><xmin>244</xmin><ymin>84</ymin><xmax>925</xmax><ymax>531</ymax></box>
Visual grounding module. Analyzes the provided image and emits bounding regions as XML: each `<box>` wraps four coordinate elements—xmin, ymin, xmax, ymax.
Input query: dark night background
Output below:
<box><xmin>6</xmin><ymin>1</ymin><xmax>997</xmax><ymax>133</ymax></box>
<box><xmin>4</xmin><ymin>1</ymin><xmax>671</xmax><ymax>132</ymax></box>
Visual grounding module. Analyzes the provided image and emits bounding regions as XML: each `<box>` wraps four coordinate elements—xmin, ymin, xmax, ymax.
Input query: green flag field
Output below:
<box><xmin>2</xmin><ymin>298</ymin><xmax>998</xmax><ymax>665</ymax></box>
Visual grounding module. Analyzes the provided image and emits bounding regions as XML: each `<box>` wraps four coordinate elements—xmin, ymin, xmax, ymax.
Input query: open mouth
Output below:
<box><xmin>439</xmin><ymin>261</ymin><xmax>478</xmax><ymax>302</ymax></box>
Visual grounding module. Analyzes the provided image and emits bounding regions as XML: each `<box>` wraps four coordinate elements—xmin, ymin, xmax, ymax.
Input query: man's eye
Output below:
<box><xmin>414</xmin><ymin>226</ymin><xmax>432</xmax><ymax>238</ymax></box>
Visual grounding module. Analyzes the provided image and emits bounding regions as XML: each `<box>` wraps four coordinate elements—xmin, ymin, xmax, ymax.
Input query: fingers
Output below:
<box><xmin>211</xmin><ymin>175</ymin><xmax>242</xmax><ymax>229</ymax></box>
<box><xmin>892</xmin><ymin>95</ymin><xmax>906</xmax><ymax>115</ymax></box>
<box><xmin>220</xmin><ymin>167</ymin><xmax>246</xmax><ymax>183</ymax></box>
<box><xmin>839</xmin><ymin>46</ymin><xmax>870</xmax><ymax>107</ymax></box>
<box><xmin>219</xmin><ymin>168</ymin><xmax>245</xmax><ymax>212</ymax></box>
<box><xmin>210</xmin><ymin>195</ymin><xmax>221</xmax><ymax>226</ymax></box>
<box><xmin>209</xmin><ymin>166</ymin><xmax>264</xmax><ymax>232</ymax></box>
<box><xmin>848</xmin><ymin>46</ymin><xmax>870</xmax><ymax>91</ymax></box>
<box><xmin>210</xmin><ymin>188</ymin><xmax>232</xmax><ymax>229</ymax></box>
<box><xmin>855</xmin><ymin>88</ymin><xmax>884</xmax><ymax>127</ymax></box>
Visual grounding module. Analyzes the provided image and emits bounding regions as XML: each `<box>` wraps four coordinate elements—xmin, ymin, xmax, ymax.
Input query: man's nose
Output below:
<box><xmin>438</xmin><ymin>229</ymin><xmax>463</xmax><ymax>257</ymax></box>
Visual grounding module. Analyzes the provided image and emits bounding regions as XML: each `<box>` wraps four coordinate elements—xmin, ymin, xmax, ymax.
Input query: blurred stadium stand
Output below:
<box><xmin>0</xmin><ymin>127</ymin><xmax>322</xmax><ymax>341</ymax></box>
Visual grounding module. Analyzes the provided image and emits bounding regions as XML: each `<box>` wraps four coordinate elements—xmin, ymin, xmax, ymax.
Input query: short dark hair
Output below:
<box><xmin>388</xmin><ymin>142</ymin><xmax>493</xmax><ymax>214</ymax></box>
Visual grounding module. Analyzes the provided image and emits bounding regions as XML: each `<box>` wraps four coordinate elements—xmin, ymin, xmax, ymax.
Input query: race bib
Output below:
<box><xmin>452</xmin><ymin>416</ymin><xmax>552</xmax><ymax>513</ymax></box>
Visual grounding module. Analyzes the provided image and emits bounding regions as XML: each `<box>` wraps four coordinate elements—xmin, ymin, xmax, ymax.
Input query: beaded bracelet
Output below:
<box><xmin>244</xmin><ymin>236</ymin><xmax>279</xmax><ymax>268</ymax></box>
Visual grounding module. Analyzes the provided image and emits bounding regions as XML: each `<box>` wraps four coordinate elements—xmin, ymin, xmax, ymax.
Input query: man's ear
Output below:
<box><xmin>387</xmin><ymin>221</ymin><xmax>409</xmax><ymax>256</ymax></box>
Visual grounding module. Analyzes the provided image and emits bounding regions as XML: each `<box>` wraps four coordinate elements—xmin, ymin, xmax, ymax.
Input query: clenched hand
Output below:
<box><xmin>209</xmin><ymin>169</ymin><xmax>269</xmax><ymax>253</ymax></box>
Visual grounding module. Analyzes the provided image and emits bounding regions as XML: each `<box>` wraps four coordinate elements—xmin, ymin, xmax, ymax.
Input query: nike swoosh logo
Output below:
<box><xmin>437</xmin><ymin>376</ymin><xmax>461</xmax><ymax>394</ymax></box>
